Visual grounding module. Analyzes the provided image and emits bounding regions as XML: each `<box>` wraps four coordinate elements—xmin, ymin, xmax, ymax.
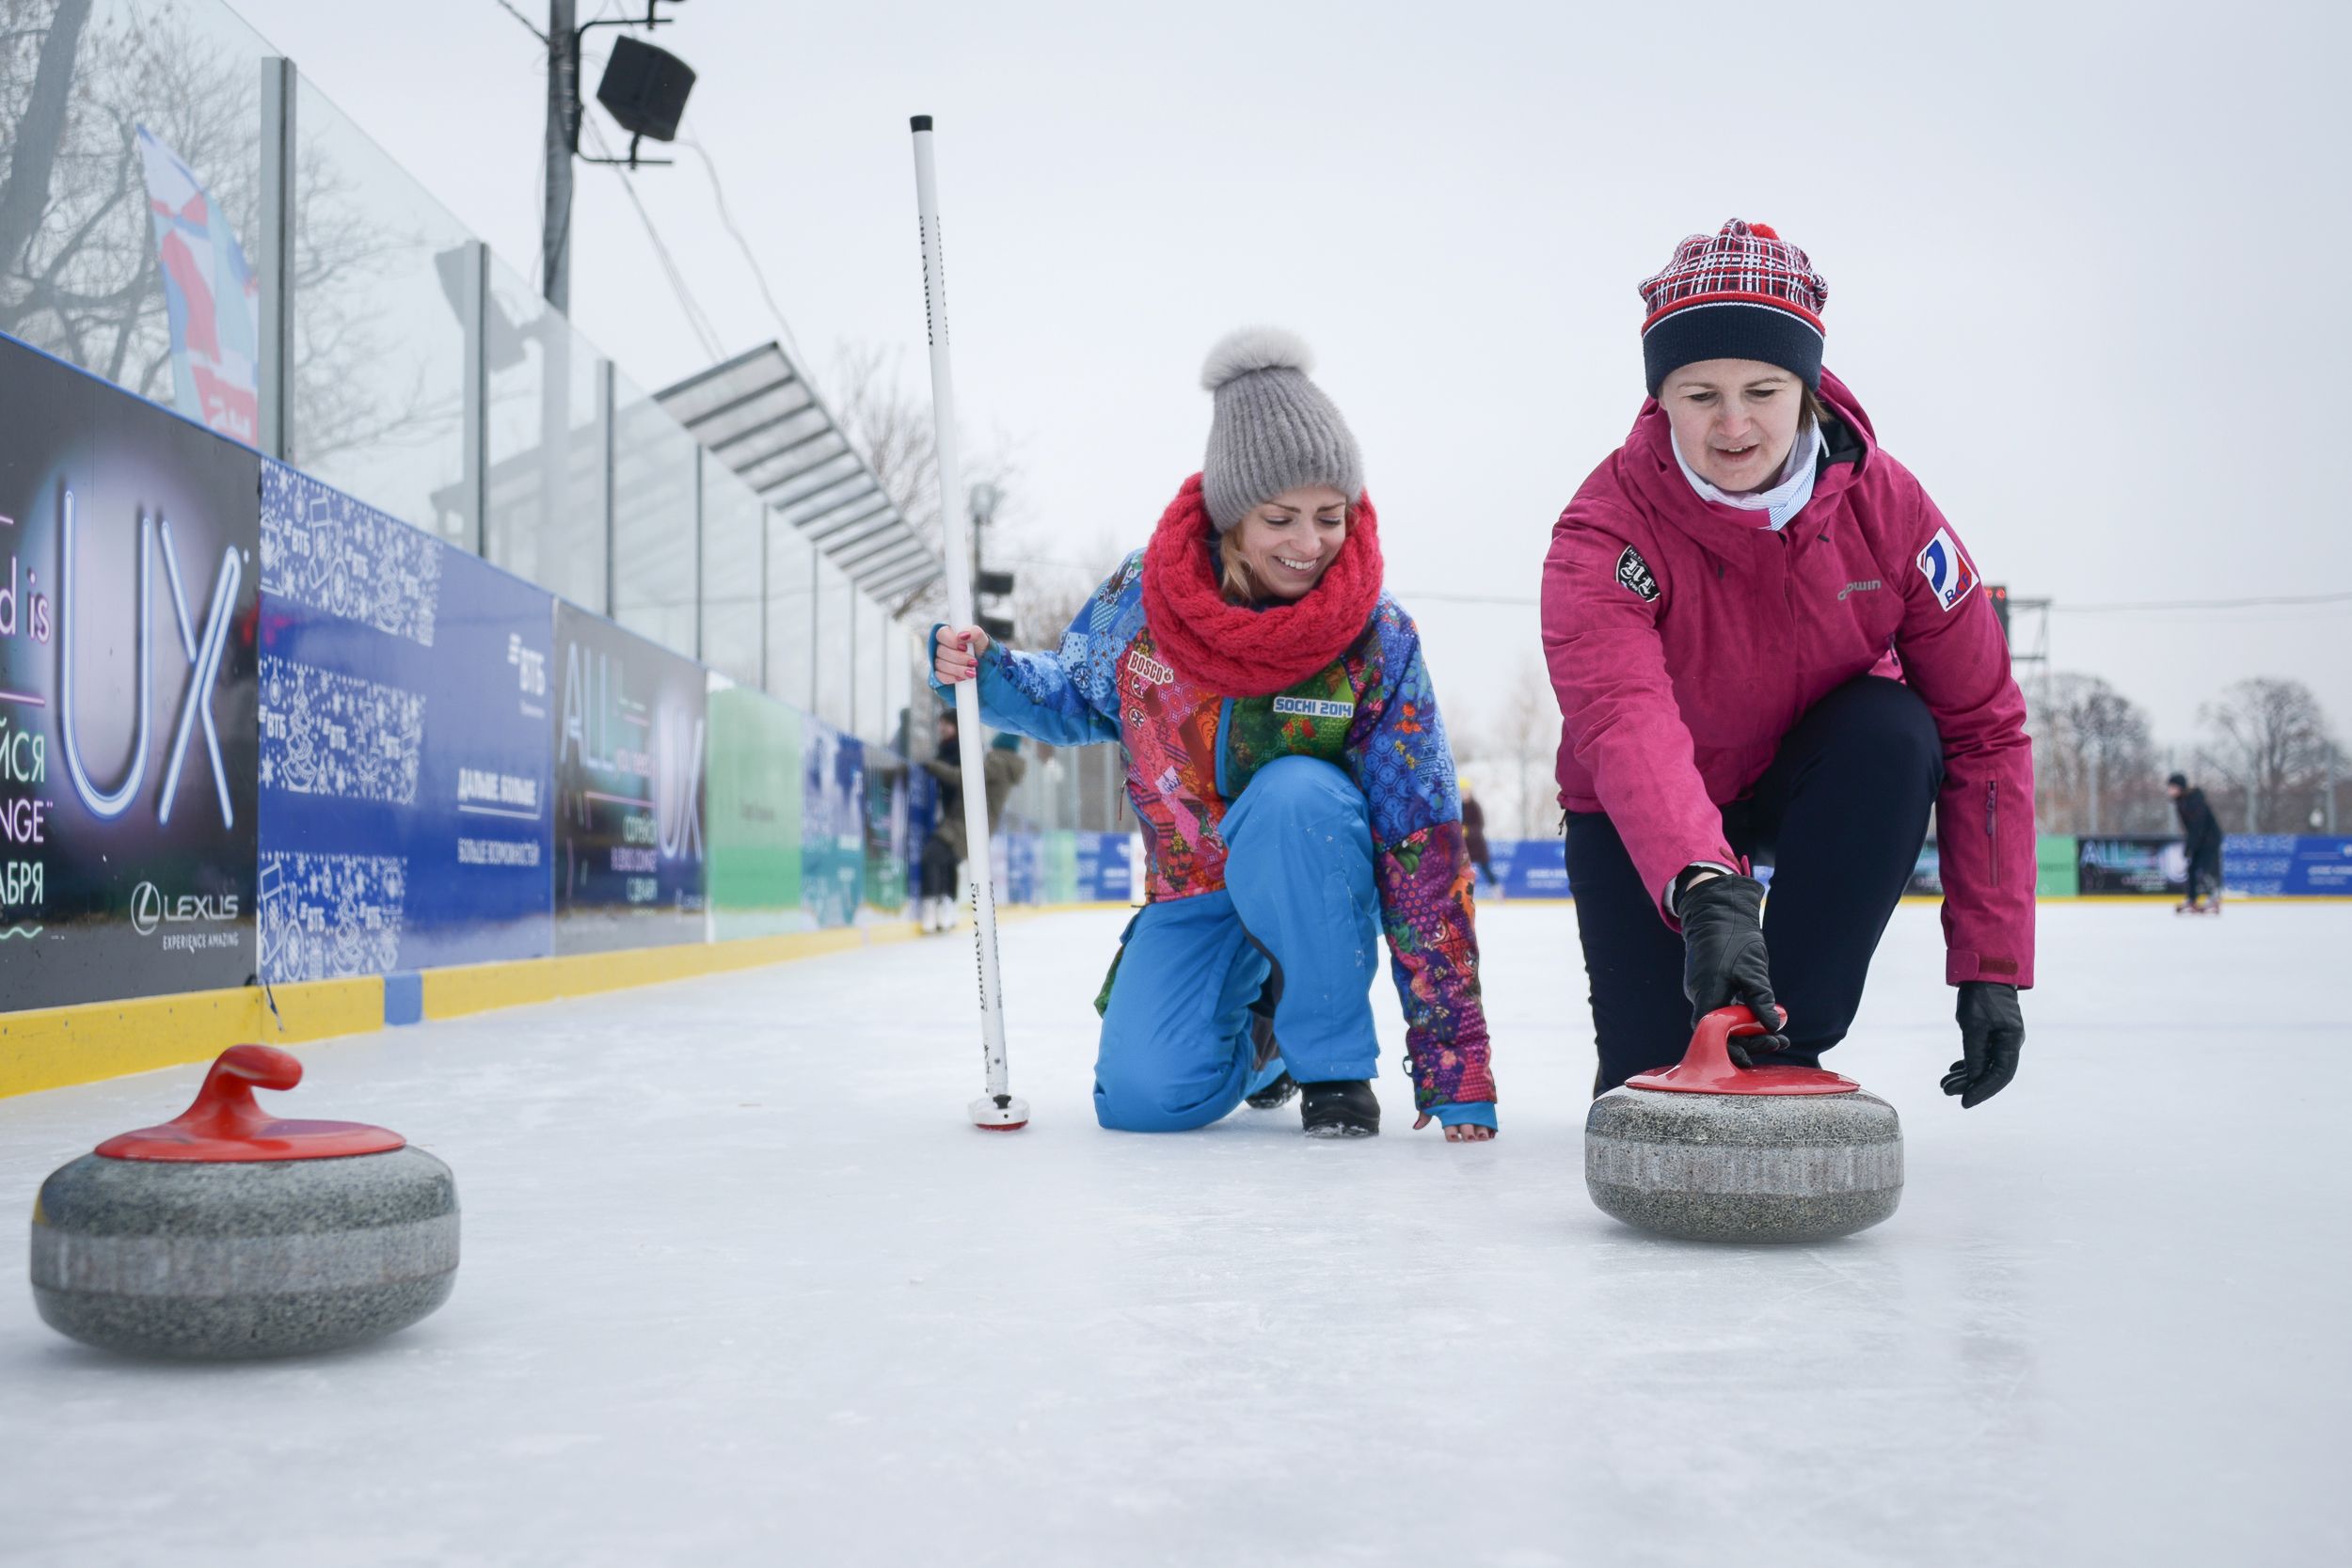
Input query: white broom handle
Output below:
<box><xmin>911</xmin><ymin>115</ymin><xmax>1013</xmax><ymax>1104</ymax></box>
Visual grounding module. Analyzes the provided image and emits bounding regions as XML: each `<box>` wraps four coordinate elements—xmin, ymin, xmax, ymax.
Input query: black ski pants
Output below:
<box><xmin>1567</xmin><ymin>675</ymin><xmax>1945</xmax><ymax>1093</ymax></box>
<box><xmin>2187</xmin><ymin>844</ymin><xmax>2223</xmax><ymax>902</ymax></box>
<box><xmin>919</xmin><ymin>832</ymin><xmax>959</xmax><ymax>900</ymax></box>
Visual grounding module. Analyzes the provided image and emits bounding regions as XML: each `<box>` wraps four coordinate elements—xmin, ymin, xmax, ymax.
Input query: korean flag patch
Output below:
<box><xmin>1915</xmin><ymin>527</ymin><xmax>1979</xmax><ymax>613</ymax></box>
<box><xmin>1615</xmin><ymin>545</ymin><xmax>1660</xmax><ymax>603</ymax></box>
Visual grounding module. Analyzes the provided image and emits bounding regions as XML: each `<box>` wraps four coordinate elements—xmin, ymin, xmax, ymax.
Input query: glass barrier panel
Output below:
<box><xmin>813</xmin><ymin>551</ymin><xmax>854</xmax><ymax>733</ymax></box>
<box><xmin>853</xmin><ymin>592</ymin><xmax>888</xmax><ymax>744</ymax></box>
<box><xmin>484</xmin><ymin>250</ymin><xmax>606</xmax><ymax>610</ymax></box>
<box><xmin>290</xmin><ymin>76</ymin><xmax>470</xmax><ymax>542</ymax></box>
<box><xmin>700</xmin><ymin>460</ymin><xmax>763</xmax><ymax>689</ymax></box>
<box><xmin>882</xmin><ymin>627</ymin><xmax>915</xmax><ymax>759</ymax></box>
<box><xmin>609</xmin><ymin>367</ymin><xmax>697</xmax><ymax>657</ymax></box>
<box><xmin>906</xmin><ymin>626</ymin><xmax>938</xmax><ymax>748</ymax></box>
<box><xmin>0</xmin><ymin>0</ymin><xmax>269</xmax><ymax>429</ymax></box>
<box><xmin>764</xmin><ymin>519</ymin><xmax>815</xmax><ymax>711</ymax></box>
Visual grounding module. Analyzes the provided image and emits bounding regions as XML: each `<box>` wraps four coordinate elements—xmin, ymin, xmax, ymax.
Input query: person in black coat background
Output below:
<box><xmin>2167</xmin><ymin>772</ymin><xmax>2225</xmax><ymax>914</ymax></box>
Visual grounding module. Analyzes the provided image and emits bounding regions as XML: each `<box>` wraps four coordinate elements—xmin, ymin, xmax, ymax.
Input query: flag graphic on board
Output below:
<box><xmin>135</xmin><ymin>126</ymin><xmax>260</xmax><ymax>445</ymax></box>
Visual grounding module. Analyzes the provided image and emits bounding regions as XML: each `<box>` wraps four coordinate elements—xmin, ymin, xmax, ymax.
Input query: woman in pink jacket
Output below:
<box><xmin>1541</xmin><ymin>219</ymin><xmax>2032</xmax><ymax>1105</ymax></box>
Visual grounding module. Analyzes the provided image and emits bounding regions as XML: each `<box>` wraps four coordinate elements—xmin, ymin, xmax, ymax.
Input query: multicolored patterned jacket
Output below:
<box><xmin>947</xmin><ymin>550</ymin><xmax>1494</xmax><ymax>1112</ymax></box>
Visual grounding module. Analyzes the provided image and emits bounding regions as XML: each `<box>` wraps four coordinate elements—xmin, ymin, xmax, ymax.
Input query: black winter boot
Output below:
<box><xmin>1299</xmin><ymin>1080</ymin><xmax>1380</xmax><ymax>1138</ymax></box>
<box><xmin>1246</xmin><ymin>1071</ymin><xmax>1298</xmax><ymax>1110</ymax></box>
<box><xmin>1243</xmin><ymin>959</ymin><xmax>1291</xmax><ymax>1109</ymax></box>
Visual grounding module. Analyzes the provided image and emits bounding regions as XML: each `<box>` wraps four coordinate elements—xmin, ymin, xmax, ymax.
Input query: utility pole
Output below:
<box><xmin>542</xmin><ymin>3</ymin><xmax>689</xmax><ymax>312</ymax></box>
<box><xmin>543</xmin><ymin>1</ymin><xmax>579</xmax><ymax>311</ymax></box>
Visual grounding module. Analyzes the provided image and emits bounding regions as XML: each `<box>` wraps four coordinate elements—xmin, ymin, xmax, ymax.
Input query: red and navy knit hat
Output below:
<box><xmin>1639</xmin><ymin>219</ymin><xmax>1829</xmax><ymax>394</ymax></box>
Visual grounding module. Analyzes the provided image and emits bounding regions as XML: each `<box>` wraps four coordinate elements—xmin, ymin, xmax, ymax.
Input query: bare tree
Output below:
<box><xmin>0</xmin><ymin>0</ymin><xmax>445</xmax><ymax>460</ymax></box>
<box><xmin>2026</xmin><ymin>673</ymin><xmax>2167</xmax><ymax>834</ymax></box>
<box><xmin>825</xmin><ymin>338</ymin><xmax>1016</xmax><ymax>626</ymax></box>
<box><xmin>2197</xmin><ymin>677</ymin><xmax>2339</xmax><ymax>833</ymax></box>
<box><xmin>1463</xmin><ymin>654</ymin><xmax>1560</xmax><ymax>839</ymax></box>
<box><xmin>1008</xmin><ymin>537</ymin><xmax>1125</xmax><ymax>650</ymax></box>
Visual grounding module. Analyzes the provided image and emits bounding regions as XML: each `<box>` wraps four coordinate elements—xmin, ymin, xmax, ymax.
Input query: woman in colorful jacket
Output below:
<box><xmin>934</xmin><ymin>329</ymin><xmax>1495</xmax><ymax>1141</ymax></box>
<box><xmin>1541</xmin><ymin>219</ymin><xmax>2032</xmax><ymax>1106</ymax></box>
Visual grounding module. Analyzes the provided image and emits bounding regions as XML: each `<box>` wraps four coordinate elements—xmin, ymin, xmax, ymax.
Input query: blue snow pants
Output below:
<box><xmin>1094</xmin><ymin>757</ymin><xmax>1381</xmax><ymax>1132</ymax></box>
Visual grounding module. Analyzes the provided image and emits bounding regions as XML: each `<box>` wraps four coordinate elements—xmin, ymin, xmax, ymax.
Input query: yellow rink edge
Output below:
<box><xmin>0</xmin><ymin>904</ymin><xmax>1131</xmax><ymax>1102</ymax></box>
<box><xmin>0</xmin><ymin>978</ymin><xmax>387</xmax><ymax>1101</ymax></box>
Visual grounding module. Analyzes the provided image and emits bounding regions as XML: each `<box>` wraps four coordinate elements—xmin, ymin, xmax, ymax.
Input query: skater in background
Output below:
<box><xmin>2168</xmin><ymin>772</ymin><xmax>2224</xmax><ymax>914</ymax></box>
<box><xmin>917</xmin><ymin>712</ymin><xmax>1025</xmax><ymax>933</ymax></box>
<box><xmin>933</xmin><ymin>328</ymin><xmax>1494</xmax><ymax>1140</ymax></box>
<box><xmin>1460</xmin><ymin>779</ymin><xmax>1499</xmax><ymax>897</ymax></box>
<box><xmin>1542</xmin><ymin>219</ymin><xmax>2032</xmax><ymax>1107</ymax></box>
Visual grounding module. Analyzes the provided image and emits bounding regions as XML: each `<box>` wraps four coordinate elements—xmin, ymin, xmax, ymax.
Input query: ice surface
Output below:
<box><xmin>2</xmin><ymin>902</ymin><xmax>2344</xmax><ymax>1567</ymax></box>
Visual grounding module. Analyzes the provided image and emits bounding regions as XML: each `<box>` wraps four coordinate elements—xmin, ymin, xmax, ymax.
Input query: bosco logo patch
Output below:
<box><xmin>1915</xmin><ymin>527</ymin><xmax>1979</xmax><ymax>613</ymax></box>
<box><xmin>1615</xmin><ymin>545</ymin><xmax>1660</xmax><ymax>603</ymax></box>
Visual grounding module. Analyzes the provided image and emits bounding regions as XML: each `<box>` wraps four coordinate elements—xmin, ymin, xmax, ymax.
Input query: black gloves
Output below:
<box><xmin>1945</xmin><ymin>981</ymin><xmax>2024</xmax><ymax>1107</ymax></box>
<box><xmin>1677</xmin><ymin>868</ymin><xmax>1788</xmax><ymax>1065</ymax></box>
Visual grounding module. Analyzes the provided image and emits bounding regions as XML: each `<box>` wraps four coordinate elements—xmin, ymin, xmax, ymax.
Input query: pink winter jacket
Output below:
<box><xmin>1540</xmin><ymin>372</ymin><xmax>2035</xmax><ymax>989</ymax></box>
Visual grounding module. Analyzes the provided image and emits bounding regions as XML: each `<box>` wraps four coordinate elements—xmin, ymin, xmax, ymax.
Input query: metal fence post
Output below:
<box><xmin>758</xmin><ymin>502</ymin><xmax>771</xmax><ymax>695</ymax></box>
<box><xmin>692</xmin><ymin>447</ymin><xmax>706</xmax><ymax>661</ymax></box>
<box><xmin>257</xmin><ymin>58</ymin><xmax>297</xmax><ymax>460</ymax></box>
<box><xmin>599</xmin><ymin>358</ymin><xmax>616</xmax><ymax>619</ymax></box>
<box><xmin>458</xmin><ymin>240</ymin><xmax>489</xmax><ymax>556</ymax></box>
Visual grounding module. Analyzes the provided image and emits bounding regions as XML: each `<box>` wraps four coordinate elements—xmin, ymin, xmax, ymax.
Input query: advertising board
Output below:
<box><xmin>255</xmin><ymin>464</ymin><xmax>555</xmax><ymax>979</ymax></box>
<box><xmin>0</xmin><ymin>334</ymin><xmax>259</xmax><ymax>1010</ymax></box>
<box><xmin>707</xmin><ymin>682</ymin><xmax>805</xmax><ymax>939</ymax></box>
<box><xmin>802</xmin><ymin>721</ymin><xmax>864</xmax><ymax>927</ymax></box>
<box><xmin>553</xmin><ymin>603</ymin><xmax>707</xmax><ymax>951</ymax></box>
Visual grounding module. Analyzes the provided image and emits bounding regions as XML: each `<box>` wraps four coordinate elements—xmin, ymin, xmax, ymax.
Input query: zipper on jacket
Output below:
<box><xmin>1985</xmin><ymin>782</ymin><xmax>1999</xmax><ymax>889</ymax></box>
<box><xmin>1214</xmin><ymin>697</ymin><xmax>1236</xmax><ymax>798</ymax></box>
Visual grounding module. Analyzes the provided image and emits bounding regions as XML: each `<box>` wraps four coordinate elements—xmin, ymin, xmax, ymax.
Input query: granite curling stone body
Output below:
<box><xmin>1584</xmin><ymin>1007</ymin><xmax>1901</xmax><ymax>1243</ymax></box>
<box><xmin>30</xmin><ymin>1045</ymin><xmax>458</xmax><ymax>1358</ymax></box>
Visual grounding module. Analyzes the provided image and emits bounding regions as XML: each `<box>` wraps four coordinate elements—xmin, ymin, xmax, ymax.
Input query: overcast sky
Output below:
<box><xmin>227</xmin><ymin>0</ymin><xmax>2350</xmax><ymax>750</ymax></box>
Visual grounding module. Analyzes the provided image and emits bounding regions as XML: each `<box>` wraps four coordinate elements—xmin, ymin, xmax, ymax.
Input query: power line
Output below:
<box><xmin>2053</xmin><ymin>591</ymin><xmax>2352</xmax><ymax>613</ymax></box>
<box><xmin>676</xmin><ymin>130</ymin><xmax>806</xmax><ymax>365</ymax></box>
<box><xmin>581</xmin><ymin>115</ymin><xmax>724</xmax><ymax>360</ymax></box>
<box><xmin>490</xmin><ymin>0</ymin><xmax>546</xmax><ymax>43</ymax></box>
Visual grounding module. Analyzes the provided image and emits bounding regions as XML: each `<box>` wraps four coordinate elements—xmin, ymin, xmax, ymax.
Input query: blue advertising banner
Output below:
<box><xmin>1074</xmin><ymin>832</ymin><xmax>1135</xmax><ymax>904</ymax></box>
<box><xmin>864</xmin><ymin>748</ymin><xmax>910</xmax><ymax>915</ymax></box>
<box><xmin>553</xmin><ymin>603</ymin><xmax>707</xmax><ymax>952</ymax></box>
<box><xmin>0</xmin><ymin>333</ymin><xmax>260</xmax><ymax>1011</ymax></box>
<box><xmin>255</xmin><ymin>464</ymin><xmax>554</xmax><ymax>980</ymax></box>
<box><xmin>996</xmin><ymin>832</ymin><xmax>1041</xmax><ymax>905</ymax></box>
<box><xmin>2221</xmin><ymin>835</ymin><xmax>2352</xmax><ymax>896</ymax></box>
<box><xmin>802</xmin><ymin>719</ymin><xmax>864</xmax><ymax>927</ymax></box>
<box><xmin>1486</xmin><ymin>838</ymin><xmax>1571</xmax><ymax>899</ymax></box>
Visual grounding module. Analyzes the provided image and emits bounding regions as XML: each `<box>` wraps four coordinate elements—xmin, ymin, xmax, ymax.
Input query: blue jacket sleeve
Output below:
<box><xmin>1342</xmin><ymin>599</ymin><xmax>1495</xmax><ymax>1116</ymax></box>
<box><xmin>925</xmin><ymin>562</ymin><xmax>1131</xmax><ymax>747</ymax></box>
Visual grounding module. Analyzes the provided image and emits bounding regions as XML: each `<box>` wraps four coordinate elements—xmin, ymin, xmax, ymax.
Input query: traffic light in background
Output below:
<box><xmin>1983</xmin><ymin>583</ymin><xmax>2010</xmax><ymax>643</ymax></box>
<box><xmin>976</xmin><ymin>567</ymin><xmax>1015</xmax><ymax>644</ymax></box>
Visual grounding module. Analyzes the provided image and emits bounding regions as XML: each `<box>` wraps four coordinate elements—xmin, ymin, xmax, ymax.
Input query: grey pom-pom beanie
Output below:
<box><xmin>1198</xmin><ymin>326</ymin><xmax>1364</xmax><ymax>533</ymax></box>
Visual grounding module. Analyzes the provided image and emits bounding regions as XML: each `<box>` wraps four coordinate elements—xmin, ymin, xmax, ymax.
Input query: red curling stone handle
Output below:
<box><xmin>1624</xmin><ymin>1006</ymin><xmax>1861</xmax><ymax>1096</ymax></box>
<box><xmin>95</xmin><ymin>1045</ymin><xmax>407</xmax><ymax>1163</ymax></box>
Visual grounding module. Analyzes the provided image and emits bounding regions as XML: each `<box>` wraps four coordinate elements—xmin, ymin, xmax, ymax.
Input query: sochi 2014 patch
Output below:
<box><xmin>1915</xmin><ymin>527</ymin><xmax>1979</xmax><ymax>612</ymax></box>
<box><xmin>1615</xmin><ymin>545</ymin><xmax>1660</xmax><ymax>603</ymax></box>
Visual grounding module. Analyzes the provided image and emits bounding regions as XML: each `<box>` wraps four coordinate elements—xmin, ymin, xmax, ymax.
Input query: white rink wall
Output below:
<box><xmin>1</xmin><ymin>901</ymin><xmax>2344</xmax><ymax>1567</ymax></box>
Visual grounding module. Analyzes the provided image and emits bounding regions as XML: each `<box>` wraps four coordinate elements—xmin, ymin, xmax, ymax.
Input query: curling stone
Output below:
<box><xmin>1584</xmin><ymin>1006</ymin><xmax>1900</xmax><ymax>1243</ymax></box>
<box><xmin>29</xmin><ymin>1045</ymin><xmax>458</xmax><ymax>1358</ymax></box>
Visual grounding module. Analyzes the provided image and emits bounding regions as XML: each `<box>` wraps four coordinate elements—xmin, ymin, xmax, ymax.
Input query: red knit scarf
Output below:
<box><xmin>1140</xmin><ymin>473</ymin><xmax>1384</xmax><ymax>698</ymax></box>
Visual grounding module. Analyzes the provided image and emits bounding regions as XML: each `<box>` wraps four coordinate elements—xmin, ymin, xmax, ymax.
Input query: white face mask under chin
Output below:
<box><xmin>1672</xmin><ymin>417</ymin><xmax>1823</xmax><ymax>531</ymax></box>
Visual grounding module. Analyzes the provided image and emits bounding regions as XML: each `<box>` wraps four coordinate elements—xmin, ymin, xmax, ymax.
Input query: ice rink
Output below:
<box><xmin>2</xmin><ymin>899</ymin><xmax>2344</xmax><ymax>1567</ymax></box>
